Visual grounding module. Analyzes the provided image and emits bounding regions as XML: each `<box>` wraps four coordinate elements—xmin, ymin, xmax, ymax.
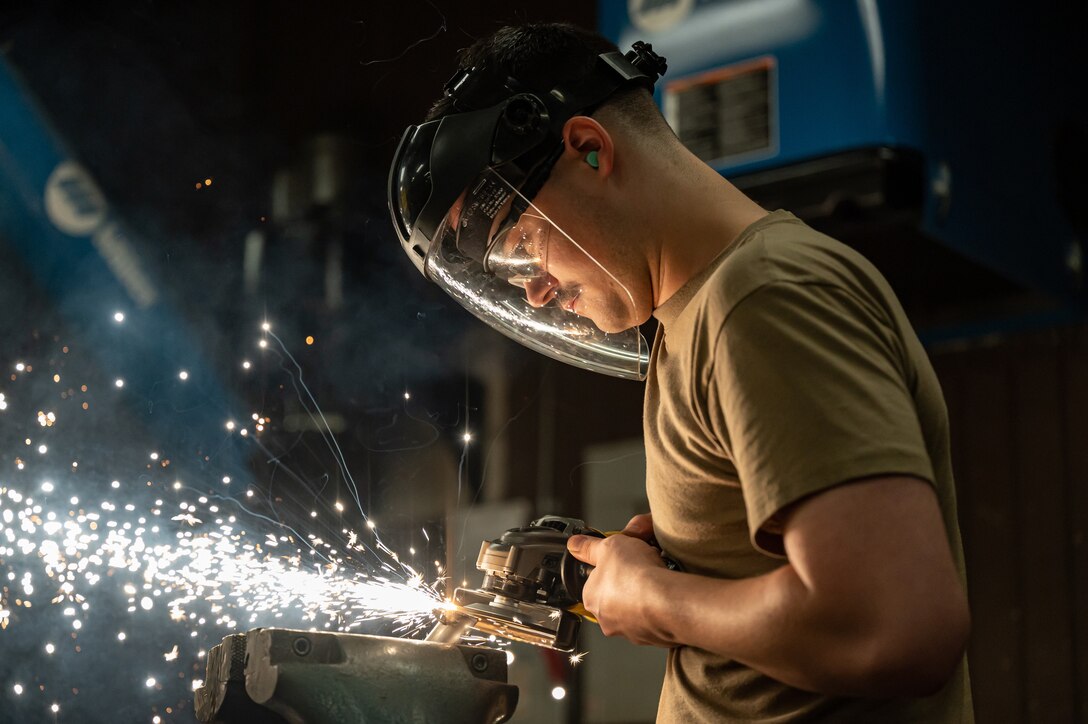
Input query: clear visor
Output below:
<box><xmin>425</xmin><ymin>170</ymin><xmax>648</xmax><ymax>380</ymax></box>
<box><xmin>486</xmin><ymin>210</ymin><xmax>552</xmax><ymax>288</ymax></box>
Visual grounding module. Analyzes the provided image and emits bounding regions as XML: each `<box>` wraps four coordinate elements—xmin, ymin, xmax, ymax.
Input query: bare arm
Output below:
<box><xmin>569</xmin><ymin>475</ymin><xmax>970</xmax><ymax>697</ymax></box>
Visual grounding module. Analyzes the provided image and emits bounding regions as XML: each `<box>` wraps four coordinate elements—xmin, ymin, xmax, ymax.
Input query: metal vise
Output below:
<box><xmin>194</xmin><ymin>627</ymin><xmax>518</xmax><ymax>724</ymax></box>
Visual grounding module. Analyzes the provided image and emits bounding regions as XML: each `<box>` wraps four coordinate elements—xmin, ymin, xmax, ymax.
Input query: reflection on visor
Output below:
<box><xmin>426</xmin><ymin>168</ymin><xmax>648</xmax><ymax>379</ymax></box>
<box><xmin>428</xmin><ymin>226</ymin><xmax>647</xmax><ymax>379</ymax></box>
<box><xmin>485</xmin><ymin>212</ymin><xmax>551</xmax><ymax>288</ymax></box>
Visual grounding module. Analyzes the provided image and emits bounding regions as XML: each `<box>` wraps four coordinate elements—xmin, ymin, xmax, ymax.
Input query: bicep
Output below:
<box><xmin>782</xmin><ymin>475</ymin><xmax>963</xmax><ymax>627</ymax></box>
<box><xmin>774</xmin><ymin>475</ymin><xmax>970</xmax><ymax>694</ymax></box>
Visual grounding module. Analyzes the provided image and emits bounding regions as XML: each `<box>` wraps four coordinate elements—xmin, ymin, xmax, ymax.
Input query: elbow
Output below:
<box><xmin>847</xmin><ymin>598</ymin><xmax>971</xmax><ymax>698</ymax></box>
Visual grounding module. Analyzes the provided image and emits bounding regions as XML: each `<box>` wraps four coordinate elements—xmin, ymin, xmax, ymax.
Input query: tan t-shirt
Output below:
<box><xmin>644</xmin><ymin>210</ymin><xmax>972</xmax><ymax>722</ymax></box>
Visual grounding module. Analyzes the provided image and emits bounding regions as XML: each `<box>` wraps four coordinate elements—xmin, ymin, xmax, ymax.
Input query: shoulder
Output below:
<box><xmin>692</xmin><ymin>212</ymin><xmax>896</xmax><ymax>336</ymax></box>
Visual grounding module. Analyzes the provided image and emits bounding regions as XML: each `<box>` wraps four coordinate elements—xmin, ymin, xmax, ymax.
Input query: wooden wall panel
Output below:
<box><xmin>949</xmin><ymin>347</ymin><xmax>1025</xmax><ymax>722</ymax></box>
<box><xmin>1011</xmin><ymin>341</ymin><xmax>1075</xmax><ymax>721</ymax></box>
<box><xmin>1064</xmin><ymin>329</ymin><xmax>1088</xmax><ymax>722</ymax></box>
<box><xmin>932</xmin><ymin>327</ymin><xmax>1088</xmax><ymax>724</ymax></box>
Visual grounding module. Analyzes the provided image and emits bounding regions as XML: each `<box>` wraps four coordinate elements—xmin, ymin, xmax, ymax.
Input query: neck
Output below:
<box><xmin>636</xmin><ymin>147</ymin><xmax>768</xmax><ymax>309</ymax></box>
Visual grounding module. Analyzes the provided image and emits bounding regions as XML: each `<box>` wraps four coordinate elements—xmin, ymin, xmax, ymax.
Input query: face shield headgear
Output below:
<box><xmin>388</xmin><ymin>42</ymin><xmax>667</xmax><ymax>380</ymax></box>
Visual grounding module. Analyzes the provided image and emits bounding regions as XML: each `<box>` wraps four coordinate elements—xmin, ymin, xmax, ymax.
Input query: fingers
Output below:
<box><xmin>567</xmin><ymin>534</ymin><xmax>601</xmax><ymax>565</ymax></box>
<box><xmin>622</xmin><ymin>513</ymin><xmax>654</xmax><ymax>541</ymax></box>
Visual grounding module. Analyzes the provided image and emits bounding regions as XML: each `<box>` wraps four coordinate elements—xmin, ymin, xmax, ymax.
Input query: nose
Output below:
<box><xmin>524</xmin><ymin>273</ymin><xmax>559</xmax><ymax>308</ymax></box>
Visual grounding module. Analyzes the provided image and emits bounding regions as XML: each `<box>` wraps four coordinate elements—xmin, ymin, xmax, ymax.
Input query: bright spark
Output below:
<box><xmin>0</xmin><ymin>340</ymin><xmax>447</xmax><ymax>714</ymax></box>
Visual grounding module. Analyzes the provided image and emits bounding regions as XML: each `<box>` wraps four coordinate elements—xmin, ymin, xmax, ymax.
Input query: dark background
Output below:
<box><xmin>0</xmin><ymin>1</ymin><xmax>1085</xmax><ymax>723</ymax></box>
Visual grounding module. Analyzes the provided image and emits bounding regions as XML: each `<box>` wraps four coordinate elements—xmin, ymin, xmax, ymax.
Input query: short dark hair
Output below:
<box><xmin>425</xmin><ymin>23</ymin><xmax>672</xmax><ymax>139</ymax></box>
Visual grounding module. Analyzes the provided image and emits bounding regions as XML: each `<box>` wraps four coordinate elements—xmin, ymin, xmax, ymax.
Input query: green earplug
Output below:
<box><xmin>585</xmin><ymin>150</ymin><xmax>599</xmax><ymax>169</ymax></box>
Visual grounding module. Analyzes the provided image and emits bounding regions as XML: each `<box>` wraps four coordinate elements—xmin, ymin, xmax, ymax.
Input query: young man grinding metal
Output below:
<box><xmin>388</xmin><ymin>23</ymin><xmax>972</xmax><ymax>723</ymax></box>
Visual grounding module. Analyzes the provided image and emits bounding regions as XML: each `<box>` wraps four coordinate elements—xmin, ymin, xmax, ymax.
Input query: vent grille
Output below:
<box><xmin>664</xmin><ymin>56</ymin><xmax>776</xmax><ymax>166</ymax></box>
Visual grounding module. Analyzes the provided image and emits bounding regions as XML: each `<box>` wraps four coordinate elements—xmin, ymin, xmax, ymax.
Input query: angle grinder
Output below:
<box><xmin>427</xmin><ymin>515</ymin><xmax>679</xmax><ymax>652</ymax></box>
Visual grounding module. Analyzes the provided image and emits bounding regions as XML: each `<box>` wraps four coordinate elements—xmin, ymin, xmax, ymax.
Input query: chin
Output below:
<box><xmin>588</xmin><ymin>315</ymin><xmax>631</xmax><ymax>335</ymax></box>
<box><xmin>581</xmin><ymin>299</ymin><xmax>640</xmax><ymax>335</ymax></box>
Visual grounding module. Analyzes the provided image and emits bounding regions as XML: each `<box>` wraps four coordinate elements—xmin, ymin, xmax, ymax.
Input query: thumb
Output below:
<box><xmin>622</xmin><ymin>513</ymin><xmax>653</xmax><ymax>541</ymax></box>
<box><xmin>567</xmin><ymin>535</ymin><xmax>600</xmax><ymax>564</ymax></box>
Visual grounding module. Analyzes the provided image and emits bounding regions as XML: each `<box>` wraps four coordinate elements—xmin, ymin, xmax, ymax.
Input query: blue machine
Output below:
<box><xmin>0</xmin><ymin>56</ymin><xmax>246</xmax><ymax>473</ymax></box>
<box><xmin>601</xmin><ymin>0</ymin><xmax>1087</xmax><ymax>337</ymax></box>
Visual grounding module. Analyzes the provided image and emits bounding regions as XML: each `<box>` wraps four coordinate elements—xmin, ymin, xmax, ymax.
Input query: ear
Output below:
<box><xmin>562</xmin><ymin>115</ymin><xmax>615</xmax><ymax>178</ymax></box>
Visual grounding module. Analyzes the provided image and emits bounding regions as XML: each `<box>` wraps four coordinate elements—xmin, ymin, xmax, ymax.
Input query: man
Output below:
<box><xmin>388</xmin><ymin>23</ymin><xmax>972</xmax><ymax>722</ymax></box>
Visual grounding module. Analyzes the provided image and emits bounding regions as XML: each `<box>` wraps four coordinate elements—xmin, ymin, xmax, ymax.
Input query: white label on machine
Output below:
<box><xmin>628</xmin><ymin>0</ymin><xmax>695</xmax><ymax>33</ymax></box>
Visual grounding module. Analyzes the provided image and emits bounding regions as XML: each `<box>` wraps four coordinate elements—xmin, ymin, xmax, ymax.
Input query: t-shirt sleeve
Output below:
<box><xmin>704</xmin><ymin>280</ymin><xmax>936</xmax><ymax>557</ymax></box>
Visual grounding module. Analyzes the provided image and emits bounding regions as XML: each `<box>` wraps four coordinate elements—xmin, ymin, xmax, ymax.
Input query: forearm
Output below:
<box><xmin>639</xmin><ymin>564</ymin><xmax>962</xmax><ymax>697</ymax></box>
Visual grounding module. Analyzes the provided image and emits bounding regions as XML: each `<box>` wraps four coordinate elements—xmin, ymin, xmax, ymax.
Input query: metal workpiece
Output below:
<box><xmin>425</xmin><ymin>606</ymin><xmax>480</xmax><ymax>644</ymax></box>
<box><xmin>194</xmin><ymin>627</ymin><xmax>518</xmax><ymax>724</ymax></box>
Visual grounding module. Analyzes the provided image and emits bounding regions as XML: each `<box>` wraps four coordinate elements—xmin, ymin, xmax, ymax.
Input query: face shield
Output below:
<box><xmin>388</xmin><ymin>41</ymin><xmax>668</xmax><ymax>380</ymax></box>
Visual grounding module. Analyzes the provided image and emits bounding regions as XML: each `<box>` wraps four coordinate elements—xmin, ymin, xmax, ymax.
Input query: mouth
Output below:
<box><xmin>555</xmin><ymin>287</ymin><xmax>581</xmax><ymax>314</ymax></box>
